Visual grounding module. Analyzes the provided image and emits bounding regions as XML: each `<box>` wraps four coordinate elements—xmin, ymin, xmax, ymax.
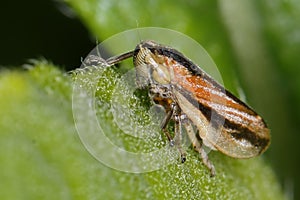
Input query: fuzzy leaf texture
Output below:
<box><xmin>0</xmin><ymin>61</ymin><xmax>285</xmax><ymax>199</ymax></box>
<box><xmin>1</xmin><ymin>0</ymin><xmax>297</xmax><ymax>199</ymax></box>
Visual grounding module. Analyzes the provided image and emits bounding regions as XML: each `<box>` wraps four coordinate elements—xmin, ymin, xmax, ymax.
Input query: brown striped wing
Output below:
<box><xmin>170</xmin><ymin>61</ymin><xmax>270</xmax><ymax>158</ymax></box>
<box><xmin>133</xmin><ymin>40</ymin><xmax>270</xmax><ymax>158</ymax></box>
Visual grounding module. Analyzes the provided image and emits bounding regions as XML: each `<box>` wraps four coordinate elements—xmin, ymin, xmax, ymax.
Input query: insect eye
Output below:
<box><xmin>152</xmin><ymin>66</ymin><xmax>171</xmax><ymax>85</ymax></box>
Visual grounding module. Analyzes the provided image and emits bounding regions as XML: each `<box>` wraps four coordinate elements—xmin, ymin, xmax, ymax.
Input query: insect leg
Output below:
<box><xmin>160</xmin><ymin>105</ymin><xmax>174</xmax><ymax>146</ymax></box>
<box><xmin>159</xmin><ymin>101</ymin><xmax>186</xmax><ymax>162</ymax></box>
<box><xmin>184</xmin><ymin>122</ymin><xmax>216</xmax><ymax>177</ymax></box>
<box><xmin>174</xmin><ymin>113</ymin><xmax>187</xmax><ymax>163</ymax></box>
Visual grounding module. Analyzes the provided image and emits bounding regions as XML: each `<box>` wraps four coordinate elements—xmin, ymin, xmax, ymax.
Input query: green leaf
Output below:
<box><xmin>2</xmin><ymin>0</ymin><xmax>297</xmax><ymax>198</ymax></box>
<box><xmin>0</xmin><ymin>61</ymin><xmax>285</xmax><ymax>199</ymax></box>
<box><xmin>64</xmin><ymin>0</ymin><xmax>299</xmax><ymax>198</ymax></box>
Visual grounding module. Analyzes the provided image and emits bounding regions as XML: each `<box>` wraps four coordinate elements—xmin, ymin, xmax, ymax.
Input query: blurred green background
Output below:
<box><xmin>1</xmin><ymin>0</ymin><xmax>299</xmax><ymax>199</ymax></box>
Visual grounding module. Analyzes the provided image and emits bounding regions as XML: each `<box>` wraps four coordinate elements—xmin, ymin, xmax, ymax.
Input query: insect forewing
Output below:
<box><xmin>135</xmin><ymin>41</ymin><xmax>270</xmax><ymax>158</ymax></box>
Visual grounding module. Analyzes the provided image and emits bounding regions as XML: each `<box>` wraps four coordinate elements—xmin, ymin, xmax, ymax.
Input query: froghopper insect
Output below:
<box><xmin>84</xmin><ymin>40</ymin><xmax>271</xmax><ymax>176</ymax></box>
